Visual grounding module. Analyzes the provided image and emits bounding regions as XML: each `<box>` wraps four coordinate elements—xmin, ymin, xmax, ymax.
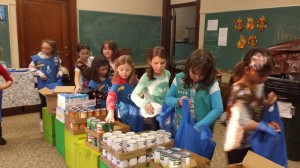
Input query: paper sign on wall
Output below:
<box><xmin>207</xmin><ymin>20</ymin><xmax>218</xmax><ymax>31</ymax></box>
<box><xmin>218</xmin><ymin>28</ymin><xmax>228</xmax><ymax>46</ymax></box>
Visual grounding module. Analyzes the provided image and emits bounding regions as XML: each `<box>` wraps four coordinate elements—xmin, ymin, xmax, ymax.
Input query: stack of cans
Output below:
<box><xmin>154</xmin><ymin>146</ymin><xmax>191</xmax><ymax>168</ymax></box>
<box><xmin>102</xmin><ymin>129</ymin><xmax>173</xmax><ymax>167</ymax></box>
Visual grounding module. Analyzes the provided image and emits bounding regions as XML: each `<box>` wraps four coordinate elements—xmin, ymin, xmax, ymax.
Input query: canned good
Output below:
<box><xmin>128</xmin><ymin>158</ymin><xmax>137</xmax><ymax>166</ymax></box>
<box><xmin>157</xmin><ymin>129</ymin><xmax>166</xmax><ymax>134</ymax></box>
<box><xmin>155</xmin><ymin>134</ymin><xmax>164</xmax><ymax>145</ymax></box>
<box><xmin>103</xmin><ymin>132</ymin><xmax>113</xmax><ymax>144</ymax></box>
<box><xmin>112</xmin><ymin>156</ymin><xmax>117</xmax><ymax>165</ymax></box>
<box><xmin>80</xmin><ymin>123</ymin><xmax>86</xmax><ymax>129</ymax></box>
<box><xmin>146</xmin><ymin>135</ymin><xmax>156</xmax><ymax>147</ymax></box>
<box><xmin>94</xmin><ymin>109</ymin><xmax>101</xmax><ymax>116</ymax></box>
<box><xmin>74</xmin><ymin>124</ymin><xmax>80</xmax><ymax>130</ymax></box>
<box><xmin>169</xmin><ymin>154</ymin><xmax>182</xmax><ymax>168</ymax></box>
<box><xmin>76</xmin><ymin>109</ymin><xmax>80</xmax><ymax>119</ymax></box>
<box><xmin>125</xmin><ymin>132</ymin><xmax>135</xmax><ymax>136</ymax></box>
<box><xmin>170</xmin><ymin>148</ymin><xmax>182</xmax><ymax>153</ymax></box>
<box><xmin>131</xmin><ymin>134</ymin><xmax>141</xmax><ymax>139</ymax></box>
<box><xmin>87</xmin><ymin>110</ymin><xmax>93</xmax><ymax>118</ymax></box>
<box><xmin>96</xmin><ymin>121</ymin><xmax>106</xmax><ymax>134</ymax></box>
<box><xmin>100</xmin><ymin>108</ymin><xmax>107</xmax><ymax>116</ymax></box>
<box><xmin>148</xmin><ymin>131</ymin><xmax>157</xmax><ymax>135</ymax></box>
<box><xmin>91</xmin><ymin>120</ymin><xmax>98</xmax><ymax>131</ymax></box>
<box><xmin>112</xmin><ymin>138</ymin><xmax>123</xmax><ymax>152</ymax></box>
<box><xmin>107</xmin><ymin>152</ymin><xmax>112</xmax><ymax>161</ymax></box>
<box><xmin>154</xmin><ymin>146</ymin><xmax>166</xmax><ymax>164</ymax></box>
<box><xmin>138</xmin><ymin>155</ymin><xmax>146</xmax><ymax>164</ymax></box>
<box><xmin>140</xmin><ymin>133</ymin><xmax>149</xmax><ymax>138</ymax></box>
<box><xmin>67</xmin><ymin>108</ymin><xmax>73</xmax><ymax>116</ymax></box>
<box><xmin>160</xmin><ymin>150</ymin><xmax>172</xmax><ymax>168</ymax></box>
<box><xmin>122</xmin><ymin>136</ymin><xmax>132</xmax><ymax>152</ymax></box>
<box><xmin>146</xmin><ymin>153</ymin><xmax>154</xmax><ymax>162</ymax></box>
<box><xmin>89</xmin><ymin>109</ymin><xmax>95</xmax><ymax>117</ymax></box>
<box><xmin>87</xmin><ymin>117</ymin><xmax>95</xmax><ymax>129</ymax></box>
<box><xmin>71</xmin><ymin>110</ymin><xmax>77</xmax><ymax>119</ymax></box>
<box><xmin>92</xmin><ymin>137</ymin><xmax>97</xmax><ymax>146</ymax></box>
<box><xmin>180</xmin><ymin>151</ymin><xmax>191</xmax><ymax>168</ymax></box>
<box><xmin>108</xmin><ymin>123</ymin><xmax>114</xmax><ymax>132</ymax></box>
<box><xmin>87</xmin><ymin>134</ymin><xmax>94</xmax><ymax>143</ymax></box>
<box><xmin>107</xmin><ymin>135</ymin><xmax>117</xmax><ymax>147</ymax></box>
<box><xmin>96</xmin><ymin>138</ymin><xmax>102</xmax><ymax>147</ymax></box>
<box><xmin>137</xmin><ymin>138</ymin><xmax>147</xmax><ymax>149</ymax></box>
<box><xmin>126</xmin><ymin>140</ymin><xmax>137</xmax><ymax>152</ymax></box>
<box><xmin>102</xmin><ymin>149</ymin><xmax>108</xmax><ymax>158</ymax></box>
<box><xmin>117</xmin><ymin>134</ymin><xmax>126</xmax><ymax>139</ymax></box>
<box><xmin>80</xmin><ymin>110</ymin><xmax>87</xmax><ymax>118</ymax></box>
<box><xmin>164</xmin><ymin>132</ymin><xmax>172</xmax><ymax>143</ymax></box>
<box><xmin>116</xmin><ymin>159</ymin><xmax>128</xmax><ymax>168</ymax></box>
<box><xmin>112</xmin><ymin>131</ymin><xmax>122</xmax><ymax>135</ymax></box>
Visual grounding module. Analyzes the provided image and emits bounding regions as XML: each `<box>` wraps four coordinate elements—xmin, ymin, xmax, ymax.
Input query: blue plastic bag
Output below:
<box><xmin>174</xmin><ymin>98</ymin><xmax>216</xmax><ymax>160</ymax></box>
<box><xmin>156</xmin><ymin>102</ymin><xmax>176</xmax><ymax>138</ymax></box>
<box><xmin>127</xmin><ymin>104</ymin><xmax>144</xmax><ymax>132</ymax></box>
<box><xmin>251</xmin><ymin>102</ymin><xmax>288</xmax><ymax>168</ymax></box>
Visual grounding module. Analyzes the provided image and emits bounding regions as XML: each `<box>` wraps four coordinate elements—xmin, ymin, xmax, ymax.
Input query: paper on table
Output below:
<box><xmin>207</xmin><ymin>19</ymin><xmax>218</xmax><ymax>31</ymax></box>
<box><xmin>218</xmin><ymin>28</ymin><xmax>228</xmax><ymax>46</ymax></box>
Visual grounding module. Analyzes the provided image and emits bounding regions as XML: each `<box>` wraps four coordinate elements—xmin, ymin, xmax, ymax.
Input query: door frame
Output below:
<box><xmin>161</xmin><ymin>0</ymin><xmax>200</xmax><ymax>59</ymax></box>
<box><xmin>16</xmin><ymin>0</ymin><xmax>78</xmax><ymax>69</ymax></box>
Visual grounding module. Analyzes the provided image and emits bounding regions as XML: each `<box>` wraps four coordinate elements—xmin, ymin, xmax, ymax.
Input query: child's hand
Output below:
<box><xmin>178</xmin><ymin>96</ymin><xmax>188</xmax><ymax>107</ymax></box>
<box><xmin>40</xmin><ymin>75</ymin><xmax>47</xmax><ymax>80</ymax></box>
<box><xmin>74</xmin><ymin>86</ymin><xmax>82</xmax><ymax>93</ymax></box>
<box><xmin>264</xmin><ymin>92</ymin><xmax>277</xmax><ymax>106</ymax></box>
<box><xmin>267</xmin><ymin>121</ymin><xmax>281</xmax><ymax>131</ymax></box>
<box><xmin>0</xmin><ymin>84</ymin><xmax>4</xmax><ymax>91</ymax></box>
<box><xmin>144</xmin><ymin>103</ymin><xmax>154</xmax><ymax>115</ymax></box>
<box><xmin>105</xmin><ymin>110</ymin><xmax>115</xmax><ymax>123</ymax></box>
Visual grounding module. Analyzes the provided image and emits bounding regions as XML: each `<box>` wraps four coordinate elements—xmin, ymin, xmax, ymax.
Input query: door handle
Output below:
<box><xmin>64</xmin><ymin>46</ymin><xmax>69</xmax><ymax>57</ymax></box>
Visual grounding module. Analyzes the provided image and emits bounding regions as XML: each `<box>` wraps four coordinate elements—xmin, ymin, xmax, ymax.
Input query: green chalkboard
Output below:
<box><xmin>204</xmin><ymin>6</ymin><xmax>300</xmax><ymax>70</ymax></box>
<box><xmin>79</xmin><ymin>10</ymin><xmax>161</xmax><ymax>63</ymax></box>
<box><xmin>0</xmin><ymin>5</ymin><xmax>11</xmax><ymax>64</ymax></box>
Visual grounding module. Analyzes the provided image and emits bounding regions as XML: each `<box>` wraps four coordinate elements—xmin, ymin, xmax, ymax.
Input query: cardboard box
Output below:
<box><xmin>57</xmin><ymin>93</ymin><xmax>96</xmax><ymax>109</ymax></box>
<box><xmin>225</xmin><ymin>151</ymin><xmax>283</xmax><ymax>168</ymax></box>
<box><xmin>101</xmin><ymin>156</ymin><xmax>149</xmax><ymax>168</ymax></box>
<box><xmin>149</xmin><ymin>150</ymin><xmax>210</xmax><ymax>168</ymax></box>
<box><xmin>56</xmin><ymin>106</ymin><xmax>66</xmax><ymax>123</ymax></box>
<box><xmin>85</xmin><ymin>121</ymin><xmax>130</xmax><ymax>139</ymax></box>
<box><xmin>85</xmin><ymin>140</ymin><xmax>101</xmax><ymax>153</ymax></box>
<box><xmin>103</xmin><ymin>140</ymin><xmax>174</xmax><ymax>161</ymax></box>
<box><xmin>39</xmin><ymin>86</ymin><xmax>75</xmax><ymax>114</ymax></box>
<box><xmin>65</xmin><ymin>123</ymin><xmax>86</xmax><ymax>135</ymax></box>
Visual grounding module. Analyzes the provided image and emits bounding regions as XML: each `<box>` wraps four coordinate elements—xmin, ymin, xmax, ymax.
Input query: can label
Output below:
<box><xmin>102</xmin><ymin>149</ymin><xmax>108</xmax><ymax>158</ymax></box>
<box><xmin>169</xmin><ymin>155</ymin><xmax>182</xmax><ymax>168</ymax></box>
<box><xmin>103</xmin><ymin>132</ymin><xmax>113</xmax><ymax>144</ymax></box>
<box><xmin>155</xmin><ymin>134</ymin><xmax>164</xmax><ymax>145</ymax></box>
<box><xmin>96</xmin><ymin>138</ymin><xmax>102</xmax><ymax>147</ymax></box>
<box><xmin>146</xmin><ymin>136</ymin><xmax>156</xmax><ymax>147</ymax></box>
<box><xmin>112</xmin><ymin>139</ymin><xmax>123</xmax><ymax>152</ymax></box>
<box><xmin>117</xmin><ymin>159</ymin><xmax>128</xmax><ymax>168</ymax></box>
<box><xmin>137</xmin><ymin>138</ymin><xmax>147</xmax><ymax>149</ymax></box>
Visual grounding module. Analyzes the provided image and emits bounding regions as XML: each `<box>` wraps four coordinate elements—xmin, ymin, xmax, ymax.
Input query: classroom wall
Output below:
<box><xmin>171</xmin><ymin>0</ymin><xmax>195</xmax><ymax>5</ymax></box>
<box><xmin>199</xmin><ymin>0</ymin><xmax>300</xmax><ymax>48</ymax></box>
<box><xmin>76</xmin><ymin>0</ymin><xmax>162</xmax><ymax>16</ymax></box>
<box><xmin>0</xmin><ymin>0</ymin><xmax>18</xmax><ymax>68</ymax></box>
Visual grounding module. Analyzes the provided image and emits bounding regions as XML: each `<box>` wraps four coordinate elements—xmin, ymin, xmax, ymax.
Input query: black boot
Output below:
<box><xmin>0</xmin><ymin>123</ymin><xmax>6</xmax><ymax>145</ymax></box>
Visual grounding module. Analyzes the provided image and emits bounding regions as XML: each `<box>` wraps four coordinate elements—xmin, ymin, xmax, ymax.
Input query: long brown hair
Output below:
<box><xmin>112</xmin><ymin>55</ymin><xmax>137</xmax><ymax>86</ymax></box>
<box><xmin>147</xmin><ymin>47</ymin><xmax>167</xmax><ymax>80</ymax></box>
<box><xmin>90</xmin><ymin>56</ymin><xmax>110</xmax><ymax>82</ymax></box>
<box><xmin>230</xmin><ymin>48</ymin><xmax>274</xmax><ymax>84</ymax></box>
<box><xmin>100</xmin><ymin>40</ymin><xmax>119</xmax><ymax>62</ymax></box>
<box><xmin>182</xmin><ymin>49</ymin><xmax>217</xmax><ymax>91</ymax></box>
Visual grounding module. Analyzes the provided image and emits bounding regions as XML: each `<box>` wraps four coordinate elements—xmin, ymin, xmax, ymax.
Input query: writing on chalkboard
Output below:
<box><xmin>277</xmin><ymin>27</ymin><xmax>300</xmax><ymax>42</ymax></box>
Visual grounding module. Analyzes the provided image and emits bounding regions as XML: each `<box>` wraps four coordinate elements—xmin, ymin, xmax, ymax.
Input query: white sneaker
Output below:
<box><xmin>39</xmin><ymin>120</ymin><xmax>43</xmax><ymax>133</ymax></box>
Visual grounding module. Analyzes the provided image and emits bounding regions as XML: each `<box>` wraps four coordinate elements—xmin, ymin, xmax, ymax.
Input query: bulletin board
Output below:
<box><xmin>203</xmin><ymin>6</ymin><xmax>300</xmax><ymax>70</ymax></box>
<box><xmin>0</xmin><ymin>4</ymin><xmax>11</xmax><ymax>64</ymax></box>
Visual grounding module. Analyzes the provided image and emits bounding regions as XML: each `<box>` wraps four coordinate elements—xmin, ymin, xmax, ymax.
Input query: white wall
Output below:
<box><xmin>77</xmin><ymin>0</ymin><xmax>162</xmax><ymax>16</ymax></box>
<box><xmin>0</xmin><ymin>0</ymin><xmax>19</xmax><ymax>68</ymax></box>
<box><xmin>199</xmin><ymin>0</ymin><xmax>300</xmax><ymax>48</ymax></box>
<box><xmin>171</xmin><ymin>0</ymin><xmax>195</xmax><ymax>5</ymax></box>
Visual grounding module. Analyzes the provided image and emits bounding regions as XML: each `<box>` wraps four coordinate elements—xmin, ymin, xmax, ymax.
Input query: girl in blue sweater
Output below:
<box><xmin>165</xmin><ymin>49</ymin><xmax>223</xmax><ymax>132</ymax></box>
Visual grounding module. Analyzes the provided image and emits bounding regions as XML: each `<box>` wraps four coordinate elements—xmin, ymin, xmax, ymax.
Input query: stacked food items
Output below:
<box><xmin>153</xmin><ymin>147</ymin><xmax>191</xmax><ymax>168</ymax></box>
<box><xmin>101</xmin><ymin>130</ymin><xmax>173</xmax><ymax>168</ymax></box>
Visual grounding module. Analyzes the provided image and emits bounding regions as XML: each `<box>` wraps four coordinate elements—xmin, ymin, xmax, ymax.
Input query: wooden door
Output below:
<box><xmin>16</xmin><ymin>0</ymin><xmax>77</xmax><ymax>80</ymax></box>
